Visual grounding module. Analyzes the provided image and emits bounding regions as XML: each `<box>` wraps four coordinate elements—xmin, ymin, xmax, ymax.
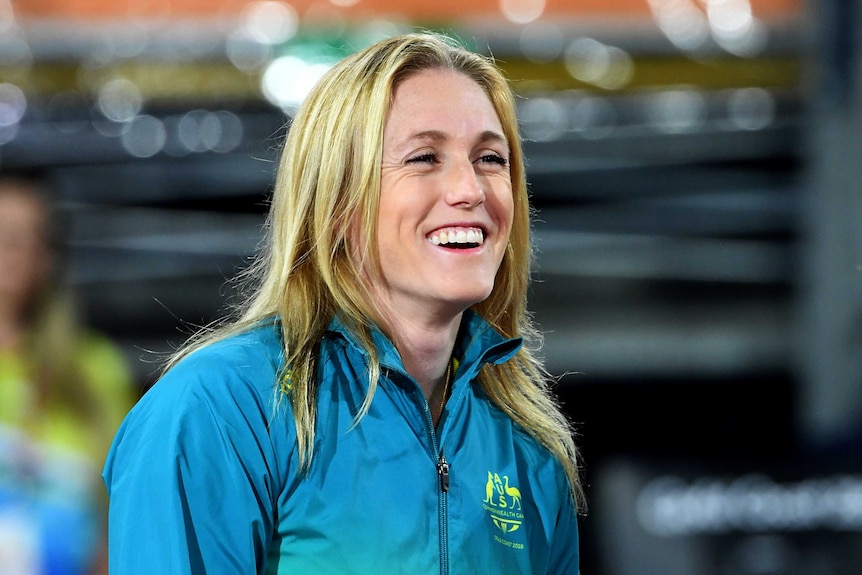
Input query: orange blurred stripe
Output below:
<box><xmin>14</xmin><ymin>0</ymin><xmax>801</xmax><ymax>21</ymax></box>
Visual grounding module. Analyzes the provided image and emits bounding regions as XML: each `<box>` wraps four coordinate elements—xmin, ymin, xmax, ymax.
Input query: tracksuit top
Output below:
<box><xmin>103</xmin><ymin>311</ymin><xmax>580</xmax><ymax>574</ymax></box>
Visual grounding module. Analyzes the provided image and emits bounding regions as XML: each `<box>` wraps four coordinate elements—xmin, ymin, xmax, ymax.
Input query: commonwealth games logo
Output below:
<box><xmin>483</xmin><ymin>471</ymin><xmax>525</xmax><ymax>541</ymax></box>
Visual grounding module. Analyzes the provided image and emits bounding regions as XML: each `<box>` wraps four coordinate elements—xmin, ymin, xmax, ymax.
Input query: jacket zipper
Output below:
<box><xmin>423</xmin><ymin>394</ymin><xmax>450</xmax><ymax>575</ymax></box>
<box><xmin>437</xmin><ymin>454</ymin><xmax>450</xmax><ymax>493</ymax></box>
<box><xmin>437</xmin><ymin>453</ymin><xmax>450</xmax><ymax>575</ymax></box>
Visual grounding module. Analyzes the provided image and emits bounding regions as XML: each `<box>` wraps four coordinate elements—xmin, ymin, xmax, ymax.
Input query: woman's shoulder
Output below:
<box><xmin>178</xmin><ymin>321</ymin><xmax>284</xmax><ymax>374</ymax></box>
<box><xmin>104</xmin><ymin>321</ymin><xmax>296</xmax><ymax>506</ymax></box>
<box><xmin>139</xmin><ymin>321</ymin><xmax>287</xmax><ymax>421</ymax></box>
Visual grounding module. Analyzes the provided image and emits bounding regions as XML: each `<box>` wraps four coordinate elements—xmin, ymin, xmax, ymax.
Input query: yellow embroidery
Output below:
<box><xmin>483</xmin><ymin>471</ymin><xmax>525</xmax><ymax>545</ymax></box>
<box><xmin>281</xmin><ymin>368</ymin><xmax>293</xmax><ymax>392</ymax></box>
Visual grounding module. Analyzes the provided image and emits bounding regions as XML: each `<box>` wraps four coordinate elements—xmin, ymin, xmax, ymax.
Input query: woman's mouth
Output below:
<box><xmin>426</xmin><ymin>227</ymin><xmax>484</xmax><ymax>249</ymax></box>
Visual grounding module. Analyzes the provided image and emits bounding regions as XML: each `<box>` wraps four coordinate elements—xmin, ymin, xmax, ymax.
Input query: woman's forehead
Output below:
<box><xmin>384</xmin><ymin>70</ymin><xmax>504</xmax><ymax>144</ymax></box>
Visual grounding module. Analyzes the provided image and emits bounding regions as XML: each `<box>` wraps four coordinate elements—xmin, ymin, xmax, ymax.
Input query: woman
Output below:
<box><xmin>104</xmin><ymin>32</ymin><xmax>584</xmax><ymax>574</ymax></box>
<box><xmin>0</xmin><ymin>175</ymin><xmax>135</xmax><ymax>575</ymax></box>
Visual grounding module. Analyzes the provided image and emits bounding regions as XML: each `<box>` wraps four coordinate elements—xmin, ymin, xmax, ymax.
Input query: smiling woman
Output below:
<box><xmin>375</xmin><ymin>70</ymin><xmax>514</xmax><ymax>365</ymax></box>
<box><xmin>103</xmin><ymin>32</ymin><xmax>584</xmax><ymax>575</ymax></box>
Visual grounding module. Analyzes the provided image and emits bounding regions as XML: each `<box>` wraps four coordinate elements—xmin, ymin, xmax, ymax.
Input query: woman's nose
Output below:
<box><xmin>444</xmin><ymin>160</ymin><xmax>485</xmax><ymax>207</ymax></box>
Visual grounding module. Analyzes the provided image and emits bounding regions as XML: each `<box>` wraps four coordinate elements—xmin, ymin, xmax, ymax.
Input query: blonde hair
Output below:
<box><xmin>170</xmin><ymin>32</ymin><xmax>584</xmax><ymax>509</ymax></box>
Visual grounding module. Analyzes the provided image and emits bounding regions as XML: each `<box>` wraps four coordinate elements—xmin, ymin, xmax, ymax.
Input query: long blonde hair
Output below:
<box><xmin>170</xmin><ymin>32</ymin><xmax>584</xmax><ymax>509</ymax></box>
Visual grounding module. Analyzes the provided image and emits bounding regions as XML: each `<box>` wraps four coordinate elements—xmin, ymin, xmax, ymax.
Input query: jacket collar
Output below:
<box><xmin>326</xmin><ymin>310</ymin><xmax>523</xmax><ymax>376</ymax></box>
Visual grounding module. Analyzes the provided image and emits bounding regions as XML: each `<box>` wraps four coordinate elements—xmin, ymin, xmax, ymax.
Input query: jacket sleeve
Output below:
<box><xmin>546</xmin><ymin>479</ymin><xmax>581</xmax><ymax>574</ymax></box>
<box><xmin>102</xmin><ymin>352</ymin><xmax>288</xmax><ymax>574</ymax></box>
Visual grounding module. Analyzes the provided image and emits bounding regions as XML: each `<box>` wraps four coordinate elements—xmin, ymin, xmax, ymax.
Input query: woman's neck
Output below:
<box><xmin>382</xmin><ymin>307</ymin><xmax>462</xmax><ymax>402</ymax></box>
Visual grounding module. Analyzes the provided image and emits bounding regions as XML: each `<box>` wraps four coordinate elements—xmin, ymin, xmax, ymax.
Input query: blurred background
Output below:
<box><xmin>1</xmin><ymin>0</ymin><xmax>861</xmax><ymax>573</ymax></box>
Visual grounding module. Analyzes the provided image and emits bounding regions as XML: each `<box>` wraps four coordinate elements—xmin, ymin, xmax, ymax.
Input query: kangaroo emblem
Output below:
<box><xmin>483</xmin><ymin>472</ymin><xmax>495</xmax><ymax>504</ymax></box>
<box><xmin>483</xmin><ymin>470</ymin><xmax>525</xmax><ymax>540</ymax></box>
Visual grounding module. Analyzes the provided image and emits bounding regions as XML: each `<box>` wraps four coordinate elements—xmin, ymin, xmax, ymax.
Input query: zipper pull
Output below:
<box><xmin>437</xmin><ymin>454</ymin><xmax>450</xmax><ymax>493</ymax></box>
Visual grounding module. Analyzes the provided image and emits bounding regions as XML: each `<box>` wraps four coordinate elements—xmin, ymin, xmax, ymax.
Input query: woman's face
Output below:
<box><xmin>373</xmin><ymin>68</ymin><xmax>514</xmax><ymax>322</ymax></box>
<box><xmin>0</xmin><ymin>186</ymin><xmax>51</xmax><ymax>311</ymax></box>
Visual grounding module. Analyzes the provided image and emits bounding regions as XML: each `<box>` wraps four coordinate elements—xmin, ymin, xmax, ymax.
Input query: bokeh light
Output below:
<box><xmin>97</xmin><ymin>78</ymin><xmax>143</xmax><ymax>123</ymax></box>
<box><xmin>121</xmin><ymin>115</ymin><xmax>167</xmax><ymax>158</ymax></box>
<box><xmin>262</xmin><ymin>55</ymin><xmax>332</xmax><ymax>113</ymax></box>
<box><xmin>649</xmin><ymin>0</ymin><xmax>767</xmax><ymax>55</ymax></box>
<box><xmin>647</xmin><ymin>88</ymin><xmax>707</xmax><ymax>133</ymax></box>
<box><xmin>520</xmin><ymin>97</ymin><xmax>567</xmax><ymax>142</ymax></box>
<box><xmin>226</xmin><ymin>29</ymin><xmax>273</xmax><ymax>73</ymax></box>
<box><xmin>0</xmin><ymin>82</ymin><xmax>26</xmax><ymax>145</ymax></box>
<box><xmin>569</xmin><ymin>95</ymin><xmax>616</xmax><ymax>140</ymax></box>
<box><xmin>241</xmin><ymin>1</ymin><xmax>299</xmax><ymax>45</ymax></box>
<box><xmin>726</xmin><ymin>87</ymin><xmax>775</xmax><ymax>131</ymax></box>
<box><xmin>0</xmin><ymin>25</ymin><xmax>33</xmax><ymax>67</ymax></box>
<box><xmin>564</xmin><ymin>38</ymin><xmax>634</xmax><ymax>91</ymax></box>
<box><xmin>520</xmin><ymin>21</ymin><xmax>564</xmax><ymax>64</ymax></box>
<box><xmin>706</xmin><ymin>0</ymin><xmax>768</xmax><ymax>56</ymax></box>
<box><xmin>500</xmin><ymin>0</ymin><xmax>546</xmax><ymax>25</ymax></box>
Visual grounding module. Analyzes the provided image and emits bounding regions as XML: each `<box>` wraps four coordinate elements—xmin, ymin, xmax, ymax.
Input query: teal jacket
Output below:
<box><xmin>103</xmin><ymin>312</ymin><xmax>580</xmax><ymax>574</ymax></box>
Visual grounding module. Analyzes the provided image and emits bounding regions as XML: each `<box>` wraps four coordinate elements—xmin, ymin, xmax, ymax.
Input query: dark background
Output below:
<box><xmin>2</xmin><ymin>1</ymin><xmax>861</xmax><ymax>573</ymax></box>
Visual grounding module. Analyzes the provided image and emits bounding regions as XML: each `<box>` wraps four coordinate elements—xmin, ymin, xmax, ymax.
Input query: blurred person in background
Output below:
<box><xmin>104</xmin><ymin>32</ymin><xmax>584</xmax><ymax>574</ymax></box>
<box><xmin>0</xmin><ymin>174</ymin><xmax>136</xmax><ymax>575</ymax></box>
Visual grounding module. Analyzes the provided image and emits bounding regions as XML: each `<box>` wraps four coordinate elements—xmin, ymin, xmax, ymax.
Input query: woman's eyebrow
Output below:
<box><xmin>477</xmin><ymin>130</ymin><xmax>508</xmax><ymax>146</ymax></box>
<box><xmin>404</xmin><ymin>129</ymin><xmax>508</xmax><ymax>145</ymax></box>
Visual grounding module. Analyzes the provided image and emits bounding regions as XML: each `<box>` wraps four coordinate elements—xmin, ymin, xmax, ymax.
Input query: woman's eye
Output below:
<box><xmin>407</xmin><ymin>153</ymin><xmax>438</xmax><ymax>164</ymax></box>
<box><xmin>479</xmin><ymin>153</ymin><xmax>508</xmax><ymax>166</ymax></box>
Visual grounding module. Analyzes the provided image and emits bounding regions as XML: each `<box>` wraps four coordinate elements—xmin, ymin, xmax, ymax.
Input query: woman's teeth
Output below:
<box><xmin>427</xmin><ymin>228</ymin><xmax>484</xmax><ymax>246</ymax></box>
